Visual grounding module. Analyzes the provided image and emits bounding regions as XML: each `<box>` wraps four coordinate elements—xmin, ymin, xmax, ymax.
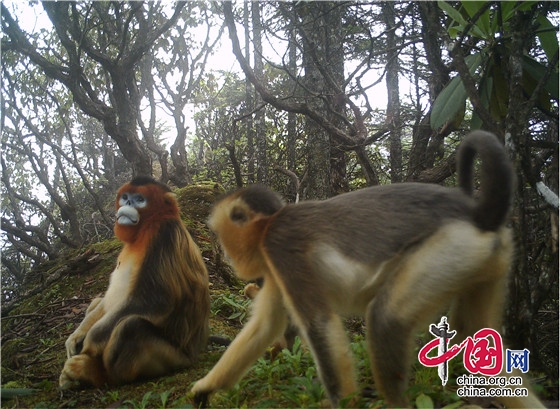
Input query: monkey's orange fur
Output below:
<box><xmin>60</xmin><ymin>176</ymin><xmax>209</xmax><ymax>389</ymax></box>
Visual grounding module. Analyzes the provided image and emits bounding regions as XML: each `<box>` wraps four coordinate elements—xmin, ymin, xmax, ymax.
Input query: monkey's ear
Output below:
<box><xmin>163</xmin><ymin>192</ymin><xmax>177</xmax><ymax>205</ymax></box>
<box><xmin>230</xmin><ymin>205</ymin><xmax>249</xmax><ymax>224</ymax></box>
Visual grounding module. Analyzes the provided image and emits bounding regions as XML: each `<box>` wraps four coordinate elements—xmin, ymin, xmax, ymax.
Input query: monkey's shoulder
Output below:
<box><xmin>147</xmin><ymin>218</ymin><xmax>192</xmax><ymax>248</ymax></box>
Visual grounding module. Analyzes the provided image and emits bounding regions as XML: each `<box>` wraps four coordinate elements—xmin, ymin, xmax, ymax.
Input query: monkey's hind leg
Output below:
<box><xmin>278</xmin><ymin>274</ymin><xmax>358</xmax><ymax>406</ymax></box>
<box><xmin>299</xmin><ymin>312</ymin><xmax>358</xmax><ymax>407</ymax></box>
<box><xmin>366</xmin><ymin>222</ymin><xmax>502</xmax><ymax>407</ymax></box>
<box><xmin>102</xmin><ymin>315</ymin><xmax>192</xmax><ymax>385</ymax></box>
<box><xmin>447</xmin><ymin>253</ymin><xmax>545</xmax><ymax>406</ymax></box>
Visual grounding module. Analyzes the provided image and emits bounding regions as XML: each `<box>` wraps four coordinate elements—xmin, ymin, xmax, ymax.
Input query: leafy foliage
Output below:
<box><xmin>432</xmin><ymin>1</ymin><xmax>558</xmax><ymax>130</ymax></box>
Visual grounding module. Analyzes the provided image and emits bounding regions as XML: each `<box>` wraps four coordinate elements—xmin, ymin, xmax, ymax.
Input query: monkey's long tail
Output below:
<box><xmin>457</xmin><ymin>131</ymin><xmax>515</xmax><ymax>231</ymax></box>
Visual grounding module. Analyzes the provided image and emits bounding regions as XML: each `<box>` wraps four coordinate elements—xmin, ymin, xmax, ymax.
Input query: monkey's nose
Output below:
<box><xmin>116</xmin><ymin>206</ymin><xmax>139</xmax><ymax>225</ymax></box>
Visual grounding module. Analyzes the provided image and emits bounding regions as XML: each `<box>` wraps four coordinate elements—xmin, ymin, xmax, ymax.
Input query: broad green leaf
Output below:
<box><xmin>515</xmin><ymin>1</ymin><xmax>539</xmax><ymax>12</ymax></box>
<box><xmin>431</xmin><ymin>75</ymin><xmax>467</xmax><ymax>130</ymax></box>
<box><xmin>471</xmin><ymin>111</ymin><xmax>482</xmax><ymax>131</ymax></box>
<box><xmin>431</xmin><ymin>53</ymin><xmax>482</xmax><ymax>130</ymax></box>
<box><xmin>500</xmin><ymin>1</ymin><xmax>520</xmax><ymax>22</ymax></box>
<box><xmin>536</xmin><ymin>15</ymin><xmax>559</xmax><ymax>63</ymax></box>
<box><xmin>439</xmin><ymin>1</ymin><xmax>486</xmax><ymax>38</ymax></box>
<box><xmin>462</xmin><ymin>1</ymin><xmax>492</xmax><ymax>38</ymax></box>
<box><xmin>499</xmin><ymin>2</ymin><xmax>538</xmax><ymax>26</ymax></box>
<box><xmin>448</xmin><ymin>25</ymin><xmax>461</xmax><ymax>39</ymax></box>
<box><xmin>415</xmin><ymin>393</ymin><xmax>434</xmax><ymax>409</ymax></box>
<box><xmin>439</xmin><ymin>1</ymin><xmax>469</xmax><ymax>35</ymax></box>
<box><xmin>522</xmin><ymin>55</ymin><xmax>559</xmax><ymax>100</ymax></box>
<box><xmin>489</xmin><ymin>62</ymin><xmax>509</xmax><ymax>120</ymax></box>
<box><xmin>471</xmin><ymin>75</ymin><xmax>492</xmax><ymax>130</ymax></box>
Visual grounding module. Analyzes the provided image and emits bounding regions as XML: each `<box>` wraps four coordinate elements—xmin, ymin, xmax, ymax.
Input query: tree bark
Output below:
<box><xmin>383</xmin><ymin>2</ymin><xmax>403</xmax><ymax>183</ymax></box>
<box><xmin>252</xmin><ymin>2</ymin><xmax>268</xmax><ymax>184</ymax></box>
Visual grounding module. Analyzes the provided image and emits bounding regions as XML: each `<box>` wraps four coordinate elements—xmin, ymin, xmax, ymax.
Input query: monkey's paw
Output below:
<box><xmin>191</xmin><ymin>380</ymin><xmax>213</xmax><ymax>408</ymax></box>
<box><xmin>64</xmin><ymin>332</ymin><xmax>86</xmax><ymax>358</ymax></box>
<box><xmin>243</xmin><ymin>282</ymin><xmax>260</xmax><ymax>299</ymax></box>
<box><xmin>193</xmin><ymin>391</ymin><xmax>209</xmax><ymax>408</ymax></box>
<box><xmin>59</xmin><ymin>355</ymin><xmax>87</xmax><ymax>390</ymax></box>
<box><xmin>59</xmin><ymin>354</ymin><xmax>105</xmax><ymax>389</ymax></box>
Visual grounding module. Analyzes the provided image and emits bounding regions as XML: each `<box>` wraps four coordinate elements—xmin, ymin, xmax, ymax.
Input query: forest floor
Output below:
<box><xmin>1</xmin><ymin>184</ymin><xmax>558</xmax><ymax>409</ymax></box>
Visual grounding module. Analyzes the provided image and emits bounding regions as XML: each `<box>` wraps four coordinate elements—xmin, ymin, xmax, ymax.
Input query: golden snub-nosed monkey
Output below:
<box><xmin>192</xmin><ymin>131</ymin><xmax>545</xmax><ymax>409</ymax></box>
<box><xmin>60</xmin><ymin>176</ymin><xmax>210</xmax><ymax>389</ymax></box>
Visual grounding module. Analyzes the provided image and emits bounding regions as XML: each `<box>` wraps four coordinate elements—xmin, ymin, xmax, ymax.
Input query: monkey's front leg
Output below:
<box><xmin>65</xmin><ymin>297</ymin><xmax>105</xmax><ymax>358</ymax></box>
<box><xmin>191</xmin><ymin>278</ymin><xmax>287</xmax><ymax>406</ymax></box>
<box><xmin>59</xmin><ymin>352</ymin><xmax>106</xmax><ymax>389</ymax></box>
<box><xmin>60</xmin><ymin>309</ymin><xmax>117</xmax><ymax>389</ymax></box>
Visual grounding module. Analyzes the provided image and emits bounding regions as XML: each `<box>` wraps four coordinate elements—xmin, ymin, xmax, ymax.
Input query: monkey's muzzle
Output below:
<box><xmin>116</xmin><ymin>206</ymin><xmax>139</xmax><ymax>225</ymax></box>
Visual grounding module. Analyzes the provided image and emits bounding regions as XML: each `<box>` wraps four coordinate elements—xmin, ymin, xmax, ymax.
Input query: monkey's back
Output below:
<box><xmin>264</xmin><ymin>183</ymin><xmax>475</xmax><ymax>265</ymax></box>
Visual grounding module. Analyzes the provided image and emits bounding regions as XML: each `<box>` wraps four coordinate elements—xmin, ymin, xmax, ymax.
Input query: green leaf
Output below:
<box><xmin>536</xmin><ymin>15</ymin><xmax>559</xmax><ymax>63</ymax></box>
<box><xmin>439</xmin><ymin>1</ymin><xmax>469</xmax><ymax>37</ymax></box>
<box><xmin>439</xmin><ymin>1</ymin><xmax>486</xmax><ymax>38</ymax></box>
<box><xmin>439</xmin><ymin>1</ymin><xmax>468</xmax><ymax>27</ymax></box>
<box><xmin>461</xmin><ymin>1</ymin><xmax>492</xmax><ymax>38</ymax></box>
<box><xmin>1</xmin><ymin>388</ymin><xmax>38</xmax><ymax>399</ymax></box>
<box><xmin>415</xmin><ymin>393</ymin><xmax>434</xmax><ymax>409</ymax></box>
<box><xmin>431</xmin><ymin>53</ymin><xmax>482</xmax><ymax>129</ymax></box>
<box><xmin>471</xmin><ymin>75</ymin><xmax>492</xmax><ymax>130</ymax></box>
<box><xmin>522</xmin><ymin>55</ymin><xmax>559</xmax><ymax>100</ymax></box>
<box><xmin>499</xmin><ymin>1</ymin><xmax>518</xmax><ymax>22</ymax></box>
<box><xmin>431</xmin><ymin>75</ymin><xmax>467</xmax><ymax>130</ymax></box>
<box><xmin>489</xmin><ymin>62</ymin><xmax>509</xmax><ymax>119</ymax></box>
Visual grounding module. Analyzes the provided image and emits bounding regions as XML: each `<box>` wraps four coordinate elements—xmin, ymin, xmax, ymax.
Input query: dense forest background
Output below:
<box><xmin>1</xmin><ymin>0</ymin><xmax>558</xmax><ymax>380</ymax></box>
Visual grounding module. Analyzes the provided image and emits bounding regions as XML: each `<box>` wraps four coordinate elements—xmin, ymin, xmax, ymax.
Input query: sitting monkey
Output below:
<box><xmin>60</xmin><ymin>176</ymin><xmax>210</xmax><ymax>388</ymax></box>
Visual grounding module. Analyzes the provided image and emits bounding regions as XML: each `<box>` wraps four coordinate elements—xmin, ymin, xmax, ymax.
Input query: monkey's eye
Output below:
<box><xmin>230</xmin><ymin>207</ymin><xmax>248</xmax><ymax>223</ymax></box>
<box><xmin>133</xmin><ymin>194</ymin><xmax>147</xmax><ymax>208</ymax></box>
<box><xmin>119</xmin><ymin>194</ymin><xmax>130</xmax><ymax>207</ymax></box>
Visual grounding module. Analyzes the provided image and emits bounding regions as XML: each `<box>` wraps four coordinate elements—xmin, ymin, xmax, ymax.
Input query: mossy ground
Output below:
<box><xmin>2</xmin><ymin>184</ymin><xmax>556</xmax><ymax>408</ymax></box>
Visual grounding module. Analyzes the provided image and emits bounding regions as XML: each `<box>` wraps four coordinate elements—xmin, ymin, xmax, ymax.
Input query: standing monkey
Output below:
<box><xmin>60</xmin><ymin>176</ymin><xmax>210</xmax><ymax>389</ymax></box>
<box><xmin>192</xmin><ymin>131</ymin><xmax>544</xmax><ymax>408</ymax></box>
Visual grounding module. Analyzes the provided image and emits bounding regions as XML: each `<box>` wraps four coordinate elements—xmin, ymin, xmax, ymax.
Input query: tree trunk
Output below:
<box><xmin>244</xmin><ymin>2</ymin><xmax>255</xmax><ymax>185</ymax></box>
<box><xmin>325</xmin><ymin>3</ymin><xmax>349</xmax><ymax>195</ymax></box>
<box><xmin>299</xmin><ymin>2</ymin><xmax>332</xmax><ymax>199</ymax></box>
<box><xmin>286</xmin><ymin>23</ymin><xmax>299</xmax><ymax>202</ymax></box>
<box><xmin>252</xmin><ymin>2</ymin><xmax>268</xmax><ymax>184</ymax></box>
<box><xmin>383</xmin><ymin>2</ymin><xmax>403</xmax><ymax>184</ymax></box>
<box><xmin>408</xmin><ymin>2</ymin><xmax>450</xmax><ymax>181</ymax></box>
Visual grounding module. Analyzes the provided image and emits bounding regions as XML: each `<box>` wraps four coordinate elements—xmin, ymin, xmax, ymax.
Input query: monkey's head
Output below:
<box><xmin>208</xmin><ymin>184</ymin><xmax>284</xmax><ymax>230</ymax></box>
<box><xmin>114</xmin><ymin>176</ymin><xmax>179</xmax><ymax>243</ymax></box>
<box><xmin>208</xmin><ymin>185</ymin><xmax>284</xmax><ymax>280</ymax></box>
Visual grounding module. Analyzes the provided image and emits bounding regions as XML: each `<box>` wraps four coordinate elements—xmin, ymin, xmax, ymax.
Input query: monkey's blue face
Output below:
<box><xmin>116</xmin><ymin>192</ymin><xmax>147</xmax><ymax>225</ymax></box>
